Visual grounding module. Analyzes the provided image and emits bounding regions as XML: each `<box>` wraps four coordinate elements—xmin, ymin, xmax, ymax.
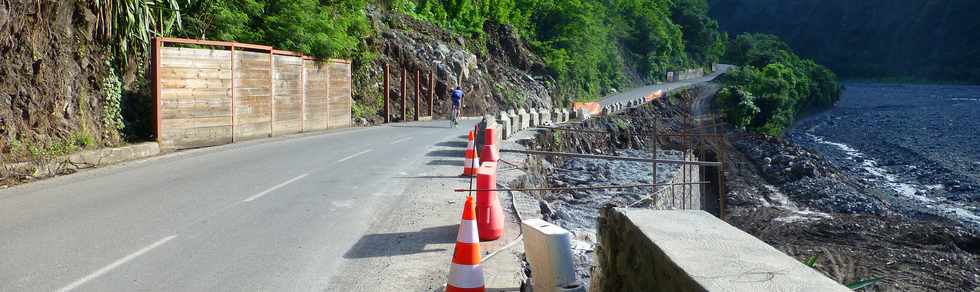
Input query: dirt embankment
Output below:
<box><xmin>353</xmin><ymin>9</ymin><xmax>557</xmax><ymax>124</ymax></box>
<box><xmin>0</xmin><ymin>1</ymin><xmax>114</xmax><ymax>156</ymax></box>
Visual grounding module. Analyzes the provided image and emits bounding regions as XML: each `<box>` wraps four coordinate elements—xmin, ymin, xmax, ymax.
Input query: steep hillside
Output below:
<box><xmin>0</xmin><ymin>1</ymin><xmax>116</xmax><ymax>160</ymax></box>
<box><xmin>354</xmin><ymin>8</ymin><xmax>557</xmax><ymax>122</ymax></box>
<box><xmin>709</xmin><ymin>0</ymin><xmax>980</xmax><ymax>83</ymax></box>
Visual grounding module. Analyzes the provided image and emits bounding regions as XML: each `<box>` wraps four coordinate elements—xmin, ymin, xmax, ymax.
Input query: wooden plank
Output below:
<box><xmin>161</xmin><ymin>60</ymin><xmax>232</xmax><ymax>70</ymax></box>
<box><xmin>160</xmin><ymin>88</ymin><xmax>231</xmax><ymax>99</ymax></box>
<box><xmin>160</xmin><ymin>68</ymin><xmax>233</xmax><ymax>80</ymax></box>
<box><xmin>161</xmin><ymin>47</ymin><xmax>232</xmax><ymax>58</ymax></box>
<box><xmin>161</xmin><ymin>116</ymin><xmax>233</xmax><ymax>129</ymax></box>
<box><xmin>160</xmin><ymin>79</ymin><xmax>232</xmax><ymax>89</ymax></box>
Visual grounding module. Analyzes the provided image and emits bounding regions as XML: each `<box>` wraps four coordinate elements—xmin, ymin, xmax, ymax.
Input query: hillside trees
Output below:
<box><xmin>401</xmin><ymin>0</ymin><xmax>725</xmax><ymax>100</ymax></box>
<box><xmin>177</xmin><ymin>0</ymin><xmax>372</xmax><ymax>60</ymax></box>
<box><xmin>718</xmin><ymin>33</ymin><xmax>841</xmax><ymax>135</ymax></box>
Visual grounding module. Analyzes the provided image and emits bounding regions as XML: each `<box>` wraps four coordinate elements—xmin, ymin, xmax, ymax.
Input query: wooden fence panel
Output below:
<box><xmin>304</xmin><ymin>60</ymin><xmax>330</xmax><ymax>131</ymax></box>
<box><xmin>155</xmin><ymin>38</ymin><xmax>352</xmax><ymax>149</ymax></box>
<box><xmin>159</xmin><ymin>47</ymin><xmax>233</xmax><ymax>149</ymax></box>
<box><xmin>273</xmin><ymin>55</ymin><xmax>304</xmax><ymax>135</ymax></box>
<box><xmin>327</xmin><ymin>61</ymin><xmax>352</xmax><ymax>129</ymax></box>
<box><xmin>234</xmin><ymin>50</ymin><xmax>273</xmax><ymax>141</ymax></box>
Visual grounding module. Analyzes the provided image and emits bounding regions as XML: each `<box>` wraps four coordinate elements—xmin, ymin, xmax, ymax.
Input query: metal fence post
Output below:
<box><xmin>383</xmin><ymin>64</ymin><xmax>390</xmax><ymax>123</ymax></box>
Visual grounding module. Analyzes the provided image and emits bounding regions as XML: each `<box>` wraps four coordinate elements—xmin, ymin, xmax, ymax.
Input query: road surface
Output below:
<box><xmin>599</xmin><ymin>65</ymin><xmax>731</xmax><ymax>107</ymax></box>
<box><xmin>0</xmin><ymin>120</ymin><xmax>477</xmax><ymax>291</ymax></box>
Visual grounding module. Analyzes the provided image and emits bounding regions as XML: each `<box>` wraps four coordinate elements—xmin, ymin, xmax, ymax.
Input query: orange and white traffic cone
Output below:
<box><xmin>447</xmin><ymin>196</ymin><xmax>485</xmax><ymax>292</ymax></box>
<box><xmin>463</xmin><ymin>131</ymin><xmax>480</xmax><ymax>177</ymax></box>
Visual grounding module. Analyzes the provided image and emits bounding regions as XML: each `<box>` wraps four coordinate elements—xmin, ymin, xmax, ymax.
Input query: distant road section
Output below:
<box><xmin>599</xmin><ymin>65</ymin><xmax>731</xmax><ymax>107</ymax></box>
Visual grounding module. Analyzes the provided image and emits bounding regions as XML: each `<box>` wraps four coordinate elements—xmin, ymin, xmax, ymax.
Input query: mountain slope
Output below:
<box><xmin>709</xmin><ymin>0</ymin><xmax>980</xmax><ymax>83</ymax></box>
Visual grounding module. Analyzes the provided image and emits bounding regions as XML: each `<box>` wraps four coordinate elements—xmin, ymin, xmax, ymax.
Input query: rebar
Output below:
<box><xmin>500</xmin><ymin>149</ymin><xmax>721</xmax><ymax>166</ymax></box>
<box><xmin>453</xmin><ymin>182</ymin><xmax>711</xmax><ymax>193</ymax></box>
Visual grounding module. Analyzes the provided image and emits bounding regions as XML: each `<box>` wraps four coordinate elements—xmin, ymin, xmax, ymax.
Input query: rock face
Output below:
<box><xmin>0</xmin><ymin>1</ymin><xmax>116</xmax><ymax>153</ymax></box>
<box><xmin>363</xmin><ymin>9</ymin><xmax>556</xmax><ymax>123</ymax></box>
<box><xmin>733</xmin><ymin>134</ymin><xmax>886</xmax><ymax>214</ymax></box>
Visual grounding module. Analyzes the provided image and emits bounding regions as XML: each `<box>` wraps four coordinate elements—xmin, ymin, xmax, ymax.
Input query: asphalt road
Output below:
<box><xmin>0</xmin><ymin>120</ymin><xmax>477</xmax><ymax>291</ymax></box>
<box><xmin>599</xmin><ymin>65</ymin><xmax>731</xmax><ymax>107</ymax></box>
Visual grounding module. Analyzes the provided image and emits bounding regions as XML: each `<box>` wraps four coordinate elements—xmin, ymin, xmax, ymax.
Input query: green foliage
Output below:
<box><xmin>671</xmin><ymin>0</ymin><xmax>726</xmax><ymax>66</ymax></box>
<box><xmin>71</xmin><ymin>131</ymin><xmax>97</xmax><ymax>149</ymax></box>
<box><xmin>178</xmin><ymin>0</ymin><xmax>372</xmax><ymax>60</ymax></box>
<box><xmin>715</xmin><ymin>85</ymin><xmax>759</xmax><ymax>129</ymax></box>
<box><xmin>800</xmin><ymin>255</ymin><xmax>884</xmax><ymax>291</ymax></box>
<box><xmin>91</xmin><ymin>0</ymin><xmax>183</xmax><ymax>70</ymax></box>
<box><xmin>101</xmin><ymin>64</ymin><xmax>125</xmax><ymax>142</ymax></box>
<box><xmin>496</xmin><ymin>84</ymin><xmax>526</xmax><ymax>110</ymax></box>
<box><xmin>846</xmin><ymin>277</ymin><xmax>884</xmax><ymax>290</ymax></box>
<box><xmin>395</xmin><ymin>0</ymin><xmax>724</xmax><ymax>102</ymax></box>
<box><xmin>719</xmin><ymin>33</ymin><xmax>841</xmax><ymax>135</ymax></box>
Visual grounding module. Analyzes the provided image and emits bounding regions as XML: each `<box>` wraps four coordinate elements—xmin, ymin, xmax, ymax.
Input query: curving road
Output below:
<box><xmin>599</xmin><ymin>65</ymin><xmax>731</xmax><ymax>107</ymax></box>
<box><xmin>0</xmin><ymin>120</ymin><xmax>477</xmax><ymax>291</ymax></box>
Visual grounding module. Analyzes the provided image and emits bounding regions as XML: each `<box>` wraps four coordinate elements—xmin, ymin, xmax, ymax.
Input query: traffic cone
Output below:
<box><xmin>447</xmin><ymin>196</ymin><xmax>485</xmax><ymax>292</ymax></box>
<box><xmin>463</xmin><ymin>131</ymin><xmax>480</xmax><ymax>177</ymax></box>
<box><xmin>476</xmin><ymin>162</ymin><xmax>504</xmax><ymax>241</ymax></box>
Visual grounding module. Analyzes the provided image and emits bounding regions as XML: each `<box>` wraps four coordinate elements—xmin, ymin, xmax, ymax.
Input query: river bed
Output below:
<box><xmin>789</xmin><ymin>83</ymin><xmax>980</xmax><ymax>231</ymax></box>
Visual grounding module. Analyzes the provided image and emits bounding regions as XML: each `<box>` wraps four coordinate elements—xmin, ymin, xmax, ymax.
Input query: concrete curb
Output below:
<box><xmin>6</xmin><ymin>142</ymin><xmax>161</xmax><ymax>177</ymax></box>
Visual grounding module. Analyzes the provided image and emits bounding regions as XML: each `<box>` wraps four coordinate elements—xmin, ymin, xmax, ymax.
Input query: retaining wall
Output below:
<box><xmin>593</xmin><ymin>208</ymin><xmax>851</xmax><ymax>292</ymax></box>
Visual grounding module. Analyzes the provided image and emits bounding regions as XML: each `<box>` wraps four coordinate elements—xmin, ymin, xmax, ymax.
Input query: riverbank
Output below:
<box><xmin>723</xmin><ymin>83</ymin><xmax>979</xmax><ymax>291</ymax></box>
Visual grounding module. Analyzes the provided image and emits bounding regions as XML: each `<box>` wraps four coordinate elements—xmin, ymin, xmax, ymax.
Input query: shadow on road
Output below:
<box><xmin>435</xmin><ymin>141</ymin><xmax>468</xmax><ymax>148</ymax></box>
<box><xmin>427</xmin><ymin>159</ymin><xmax>464</xmax><ymax>166</ymax></box>
<box><xmin>427</xmin><ymin>149</ymin><xmax>466</xmax><ymax>157</ymax></box>
<box><xmin>394</xmin><ymin>175</ymin><xmax>465</xmax><ymax>179</ymax></box>
<box><xmin>343</xmin><ymin>225</ymin><xmax>456</xmax><ymax>259</ymax></box>
<box><xmin>390</xmin><ymin>124</ymin><xmax>450</xmax><ymax>129</ymax></box>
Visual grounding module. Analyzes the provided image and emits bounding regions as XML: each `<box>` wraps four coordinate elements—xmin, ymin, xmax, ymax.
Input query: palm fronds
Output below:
<box><xmin>91</xmin><ymin>0</ymin><xmax>183</xmax><ymax>66</ymax></box>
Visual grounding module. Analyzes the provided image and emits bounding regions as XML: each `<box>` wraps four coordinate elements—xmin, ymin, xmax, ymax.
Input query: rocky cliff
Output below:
<box><xmin>353</xmin><ymin>9</ymin><xmax>557</xmax><ymax>124</ymax></box>
<box><xmin>0</xmin><ymin>1</ymin><xmax>115</xmax><ymax>158</ymax></box>
<box><xmin>709</xmin><ymin>0</ymin><xmax>980</xmax><ymax>83</ymax></box>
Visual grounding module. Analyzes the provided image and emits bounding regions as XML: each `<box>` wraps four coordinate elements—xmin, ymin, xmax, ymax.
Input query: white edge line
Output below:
<box><xmin>337</xmin><ymin>149</ymin><xmax>373</xmax><ymax>162</ymax></box>
<box><xmin>391</xmin><ymin>137</ymin><xmax>413</xmax><ymax>145</ymax></box>
<box><xmin>243</xmin><ymin>173</ymin><xmax>310</xmax><ymax>202</ymax></box>
<box><xmin>58</xmin><ymin>235</ymin><xmax>178</xmax><ymax>292</ymax></box>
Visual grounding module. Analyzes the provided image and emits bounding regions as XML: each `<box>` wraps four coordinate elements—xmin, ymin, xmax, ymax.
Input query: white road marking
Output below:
<box><xmin>58</xmin><ymin>235</ymin><xmax>177</xmax><ymax>292</ymax></box>
<box><xmin>391</xmin><ymin>137</ymin><xmax>413</xmax><ymax>144</ymax></box>
<box><xmin>243</xmin><ymin>173</ymin><xmax>310</xmax><ymax>202</ymax></box>
<box><xmin>337</xmin><ymin>149</ymin><xmax>373</xmax><ymax>162</ymax></box>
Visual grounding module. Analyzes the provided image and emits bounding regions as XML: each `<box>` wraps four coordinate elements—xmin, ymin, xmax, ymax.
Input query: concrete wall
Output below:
<box><xmin>157</xmin><ymin>46</ymin><xmax>352</xmax><ymax>150</ymax></box>
<box><xmin>666</xmin><ymin>68</ymin><xmax>705</xmax><ymax>82</ymax></box>
<box><xmin>593</xmin><ymin>208</ymin><xmax>851</xmax><ymax>292</ymax></box>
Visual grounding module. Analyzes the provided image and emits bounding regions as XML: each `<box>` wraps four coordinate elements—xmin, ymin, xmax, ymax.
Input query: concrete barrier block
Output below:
<box><xmin>507</xmin><ymin>110</ymin><xmax>520</xmax><ymax>133</ymax></box>
<box><xmin>529</xmin><ymin>108</ymin><xmax>540</xmax><ymax>127</ymax></box>
<box><xmin>498</xmin><ymin>112</ymin><xmax>512</xmax><ymax>140</ymax></box>
<box><xmin>593</xmin><ymin>208</ymin><xmax>852</xmax><ymax>292</ymax></box>
<box><xmin>576</xmin><ymin>108</ymin><xmax>591</xmax><ymax>121</ymax></box>
<box><xmin>518</xmin><ymin>108</ymin><xmax>530</xmax><ymax>130</ymax></box>
<box><xmin>523</xmin><ymin>219</ymin><xmax>586</xmax><ymax>292</ymax></box>
<box><xmin>539</xmin><ymin>108</ymin><xmax>552</xmax><ymax>125</ymax></box>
